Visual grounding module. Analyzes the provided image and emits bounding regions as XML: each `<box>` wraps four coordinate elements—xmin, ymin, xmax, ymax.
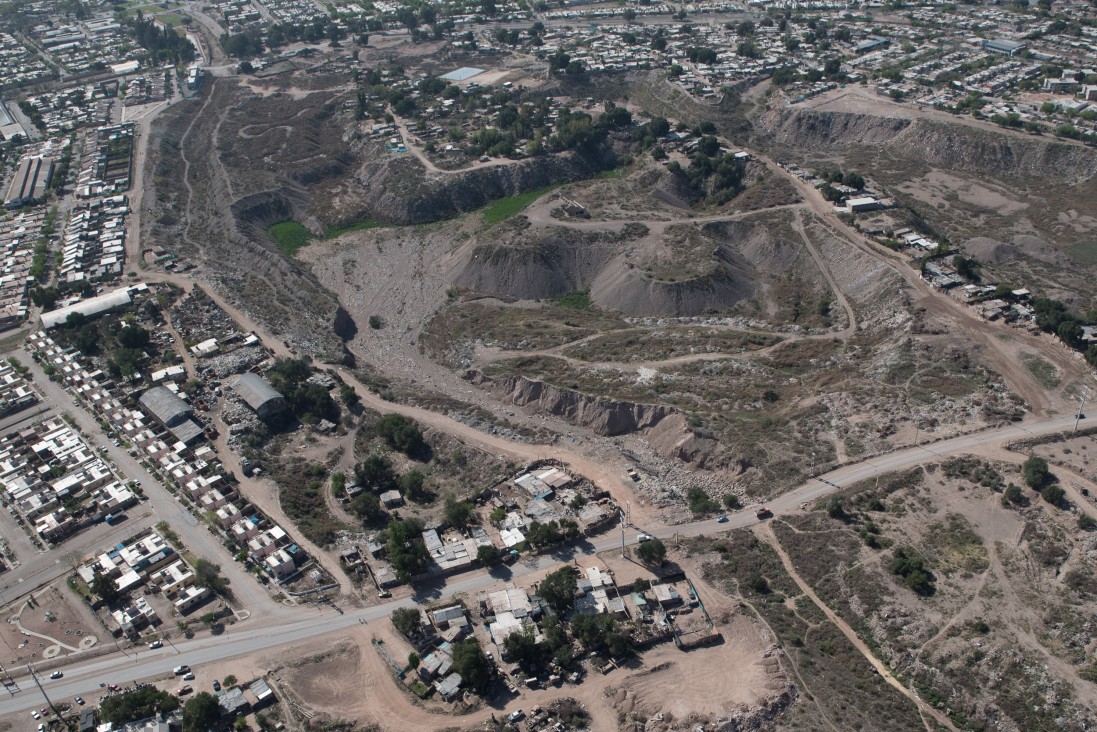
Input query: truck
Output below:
<box><xmin>756</xmin><ymin>507</ymin><xmax>773</xmax><ymax>520</ymax></box>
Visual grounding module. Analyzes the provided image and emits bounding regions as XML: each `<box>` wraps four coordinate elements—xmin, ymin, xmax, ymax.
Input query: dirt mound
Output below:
<box><xmin>465</xmin><ymin>369</ymin><xmax>674</xmax><ymax>436</ymax></box>
<box><xmin>454</xmin><ymin>214</ymin><xmax>816</xmax><ymax>318</ymax></box>
<box><xmin>964</xmin><ymin>236</ymin><xmax>1022</xmax><ymax>264</ymax></box>
<box><xmin>644</xmin><ymin>413</ymin><xmax>746</xmax><ymax>471</ymax></box>
<box><xmin>760</xmin><ymin>108</ymin><xmax>1097</xmax><ymax>184</ymax></box>
<box><xmin>454</xmin><ymin>225</ymin><xmax>625</xmax><ymax>300</ymax></box>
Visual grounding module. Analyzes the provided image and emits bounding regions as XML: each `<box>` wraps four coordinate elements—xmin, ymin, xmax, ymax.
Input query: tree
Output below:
<box><xmin>375</xmin><ymin>414</ymin><xmax>427</xmax><ymax>457</ymax></box>
<box><xmin>182</xmin><ymin>692</ymin><xmax>220</xmax><ymax>732</ymax></box>
<box><xmin>477</xmin><ymin>544</ymin><xmax>500</xmax><ymax>565</ymax></box>
<box><xmin>503</xmin><ymin>625</ymin><xmax>551</xmax><ymax>674</ymax></box>
<box><xmin>408</xmin><ymin>652</ymin><xmax>420</xmax><ymax>669</ymax></box>
<box><xmin>351</xmin><ymin>492</ymin><xmax>384</xmax><ymax>523</ymax></box>
<box><xmin>539</xmin><ymin>566</ymin><xmax>577</xmax><ymax>615</ymax></box>
<box><xmin>722</xmin><ymin>494</ymin><xmax>742</xmax><ymax>510</ymax></box>
<box><xmin>391</xmin><ymin>607</ymin><xmax>422</xmax><ymax>637</ymax></box>
<box><xmin>1002</xmin><ymin>483</ymin><xmax>1024</xmax><ymax>507</ymax></box>
<box><xmin>443</xmin><ymin>495</ymin><xmax>474</xmax><ymax>528</ymax></box>
<box><xmin>193</xmin><ymin>558</ymin><xmax>228</xmax><ymax>596</ymax></box>
<box><xmin>1042</xmin><ymin>484</ymin><xmax>1065</xmax><ymax>506</ymax></box>
<box><xmin>92</xmin><ymin>572</ymin><xmax>120</xmax><ymax>605</ymax></box>
<box><xmin>1022</xmin><ymin>456</ymin><xmax>1051</xmax><ymax>489</ymax></box>
<box><xmin>888</xmin><ymin>547</ymin><xmax>935</xmax><ymax>596</ymax></box>
<box><xmin>686</xmin><ymin>486</ymin><xmax>719</xmax><ymax>514</ymax></box>
<box><xmin>387</xmin><ymin>518</ymin><xmax>429</xmax><ymax>580</ymax></box>
<box><xmin>100</xmin><ymin>687</ymin><xmax>180</xmax><ymax>725</ymax></box>
<box><xmin>399</xmin><ymin>469</ymin><xmax>430</xmax><ymax>503</ymax></box>
<box><xmin>451</xmin><ymin>638</ymin><xmax>492</xmax><ymax>692</ymax></box>
<box><xmin>356</xmin><ymin>454</ymin><xmax>395</xmax><ymax>490</ymax></box>
<box><xmin>635</xmin><ymin>538</ymin><xmax>667</xmax><ymax>565</ymax></box>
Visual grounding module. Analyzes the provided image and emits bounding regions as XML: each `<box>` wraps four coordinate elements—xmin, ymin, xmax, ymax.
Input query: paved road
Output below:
<box><xmin>0</xmin><ymin>413</ymin><xmax>1082</xmax><ymax>717</ymax></box>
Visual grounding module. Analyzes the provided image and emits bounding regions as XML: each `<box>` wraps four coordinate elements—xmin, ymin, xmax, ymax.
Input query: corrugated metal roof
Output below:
<box><xmin>138</xmin><ymin>387</ymin><xmax>192</xmax><ymax>427</ymax></box>
<box><xmin>41</xmin><ymin>288</ymin><xmax>131</xmax><ymax>329</ymax></box>
<box><xmin>230</xmin><ymin>372</ymin><xmax>284</xmax><ymax>411</ymax></box>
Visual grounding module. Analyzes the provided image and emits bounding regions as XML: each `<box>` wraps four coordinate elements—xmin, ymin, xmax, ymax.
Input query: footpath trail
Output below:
<box><xmin>754</xmin><ymin>522</ymin><xmax>958</xmax><ymax>732</ymax></box>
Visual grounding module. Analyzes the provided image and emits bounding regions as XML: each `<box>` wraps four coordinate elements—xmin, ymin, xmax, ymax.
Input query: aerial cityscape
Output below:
<box><xmin>0</xmin><ymin>0</ymin><xmax>1096</xmax><ymax>729</ymax></box>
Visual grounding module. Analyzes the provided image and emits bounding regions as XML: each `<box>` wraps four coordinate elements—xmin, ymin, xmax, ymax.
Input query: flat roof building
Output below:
<box><xmin>983</xmin><ymin>38</ymin><xmax>1027</xmax><ymax>56</ymax></box>
<box><xmin>230</xmin><ymin>372</ymin><xmax>286</xmax><ymax>419</ymax></box>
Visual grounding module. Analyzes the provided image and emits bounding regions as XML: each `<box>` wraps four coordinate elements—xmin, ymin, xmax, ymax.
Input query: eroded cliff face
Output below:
<box><xmin>332</xmin><ymin>149</ymin><xmax>615</xmax><ymax>226</ymax></box>
<box><xmin>464</xmin><ymin>370</ymin><xmax>674</xmax><ymax>437</ymax></box>
<box><xmin>758</xmin><ymin>107</ymin><xmax>1097</xmax><ymax>184</ymax></box>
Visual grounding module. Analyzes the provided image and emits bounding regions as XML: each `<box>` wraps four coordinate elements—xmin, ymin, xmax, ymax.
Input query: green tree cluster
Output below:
<box><xmin>888</xmin><ymin>547</ymin><xmax>935</xmax><ymax>595</ymax></box>
<box><xmin>100</xmin><ymin>687</ymin><xmax>180</xmax><ymax>725</ymax></box>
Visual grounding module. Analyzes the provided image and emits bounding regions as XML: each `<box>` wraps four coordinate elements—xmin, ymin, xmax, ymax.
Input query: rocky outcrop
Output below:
<box><xmin>465</xmin><ymin>370</ymin><xmax>674</xmax><ymax>436</ymax></box>
<box><xmin>759</xmin><ymin>107</ymin><xmax>1097</xmax><ymax>184</ymax></box>
<box><xmin>342</xmin><ymin>149</ymin><xmax>615</xmax><ymax>226</ymax></box>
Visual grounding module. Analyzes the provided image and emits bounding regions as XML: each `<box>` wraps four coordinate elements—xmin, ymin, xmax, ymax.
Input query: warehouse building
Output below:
<box><xmin>138</xmin><ymin>387</ymin><xmax>204</xmax><ymax>445</ymax></box>
<box><xmin>982</xmin><ymin>38</ymin><xmax>1027</xmax><ymax>57</ymax></box>
<box><xmin>230</xmin><ymin>372</ymin><xmax>286</xmax><ymax>420</ymax></box>
<box><xmin>4</xmin><ymin>156</ymin><xmax>54</xmax><ymax>208</ymax></box>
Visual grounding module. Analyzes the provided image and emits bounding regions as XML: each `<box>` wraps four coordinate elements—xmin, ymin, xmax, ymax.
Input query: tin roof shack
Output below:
<box><xmin>435</xmin><ymin>671</ymin><xmax>464</xmax><ymax>701</ymax></box>
<box><xmin>229</xmin><ymin>373</ymin><xmax>286</xmax><ymax>420</ymax></box>
<box><xmin>419</xmin><ymin>642</ymin><xmax>454</xmax><ymax>681</ymax></box>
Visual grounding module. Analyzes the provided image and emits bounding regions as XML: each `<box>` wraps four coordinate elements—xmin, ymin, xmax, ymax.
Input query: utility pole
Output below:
<box><xmin>1076</xmin><ymin>388</ymin><xmax>1089</xmax><ymax>432</ymax></box>
<box><xmin>27</xmin><ymin>665</ymin><xmax>61</xmax><ymax>718</ymax></box>
<box><xmin>619</xmin><ymin>509</ymin><xmax>626</xmax><ymax>558</ymax></box>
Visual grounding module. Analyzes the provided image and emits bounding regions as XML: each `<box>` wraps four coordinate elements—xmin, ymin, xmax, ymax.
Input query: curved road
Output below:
<box><xmin>0</xmin><ymin>413</ymin><xmax>1082</xmax><ymax>718</ymax></box>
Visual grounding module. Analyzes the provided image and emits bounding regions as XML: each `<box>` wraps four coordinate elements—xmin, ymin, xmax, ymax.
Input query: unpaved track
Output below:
<box><xmin>755</xmin><ymin>522</ymin><xmax>958</xmax><ymax>732</ymax></box>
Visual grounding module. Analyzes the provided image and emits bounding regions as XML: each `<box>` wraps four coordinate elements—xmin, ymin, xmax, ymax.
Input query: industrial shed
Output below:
<box><xmin>230</xmin><ymin>372</ymin><xmax>287</xmax><ymax>419</ymax></box>
<box><xmin>139</xmin><ymin>387</ymin><xmax>204</xmax><ymax>444</ymax></box>
<box><xmin>40</xmin><ymin>288</ymin><xmax>132</xmax><ymax>329</ymax></box>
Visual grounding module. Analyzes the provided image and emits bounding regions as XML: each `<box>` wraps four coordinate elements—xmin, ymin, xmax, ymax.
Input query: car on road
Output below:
<box><xmin>212</xmin><ymin>680</ymin><xmax>221</xmax><ymax>692</ymax></box>
<box><xmin>148</xmin><ymin>640</ymin><xmax>163</xmax><ymax>649</ymax></box>
<box><xmin>182</xmin><ymin>672</ymin><xmax>195</xmax><ymax>681</ymax></box>
<box><xmin>74</xmin><ymin>696</ymin><xmax>84</xmax><ymax>705</ymax></box>
<box><xmin>177</xmin><ymin>685</ymin><xmax>192</xmax><ymax>696</ymax></box>
<box><xmin>174</xmin><ymin>665</ymin><xmax>190</xmax><ymax>675</ymax></box>
<box><xmin>716</xmin><ymin>515</ymin><xmax>728</xmax><ymax>523</ymax></box>
<box><xmin>756</xmin><ymin>507</ymin><xmax>773</xmax><ymax>519</ymax></box>
<box><xmin>49</xmin><ymin>671</ymin><xmax>63</xmax><ymax>679</ymax></box>
<box><xmin>507</xmin><ymin>710</ymin><xmax>525</xmax><ymax>722</ymax></box>
<box><xmin>637</xmin><ymin>534</ymin><xmax>653</xmax><ymax>543</ymax></box>
<box><xmin>107</xmin><ymin>684</ymin><xmax>121</xmax><ymax>692</ymax></box>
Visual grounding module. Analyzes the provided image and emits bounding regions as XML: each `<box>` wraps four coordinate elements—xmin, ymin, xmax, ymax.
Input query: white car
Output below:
<box><xmin>31</xmin><ymin>710</ymin><xmax>41</xmax><ymax>720</ymax></box>
<box><xmin>148</xmin><ymin>640</ymin><xmax>163</xmax><ymax>649</ymax></box>
<box><xmin>637</xmin><ymin>534</ymin><xmax>653</xmax><ymax>543</ymax></box>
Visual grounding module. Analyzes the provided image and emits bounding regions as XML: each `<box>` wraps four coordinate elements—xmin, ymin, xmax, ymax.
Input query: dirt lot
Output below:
<box><xmin>1</xmin><ymin>583</ymin><xmax>101</xmax><ymax>668</ymax></box>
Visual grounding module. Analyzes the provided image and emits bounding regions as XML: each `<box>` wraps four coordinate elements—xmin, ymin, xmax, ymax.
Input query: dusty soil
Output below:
<box><xmin>1</xmin><ymin>584</ymin><xmax>101</xmax><ymax>668</ymax></box>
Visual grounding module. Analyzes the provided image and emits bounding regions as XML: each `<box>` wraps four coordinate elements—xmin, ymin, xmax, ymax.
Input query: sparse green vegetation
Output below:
<box><xmin>554</xmin><ymin>291</ymin><xmax>591</xmax><ymax>310</ymax></box>
<box><xmin>326</xmin><ymin>218</ymin><xmax>385</xmax><ymax>238</ymax></box>
<box><xmin>481</xmin><ymin>185</ymin><xmax>560</xmax><ymax>226</ymax></box>
<box><xmin>1020</xmin><ymin>353</ymin><xmax>1060</xmax><ymax>389</ymax></box>
<box><xmin>268</xmin><ymin>220</ymin><xmax>313</xmax><ymax>256</ymax></box>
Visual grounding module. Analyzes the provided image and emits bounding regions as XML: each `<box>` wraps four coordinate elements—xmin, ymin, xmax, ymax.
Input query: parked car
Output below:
<box><xmin>507</xmin><ymin>710</ymin><xmax>525</xmax><ymax>722</ymax></box>
<box><xmin>74</xmin><ymin>696</ymin><xmax>84</xmax><ymax>705</ymax></box>
<box><xmin>49</xmin><ymin>671</ymin><xmax>63</xmax><ymax>679</ymax></box>
<box><xmin>177</xmin><ymin>686</ymin><xmax>192</xmax><ymax>696</ymax></box>
<box><xmin>148</xmin><ymin>640</ymin><xmax>163</xmax><ymax>649</ymax></box>
<box><xmin>212</xmin><ymin>680</ymin><xmax>221</xmax><ymax>692</ymax></box>
<box><xmin>31</xmin><ymin>710</ymin><xmax>40</xmax><ymax>720</ymax></box>
<box><xmin>182</xmin><ymin>672</ymin><xmax>195</xmax><ymax>681</ymax></box>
